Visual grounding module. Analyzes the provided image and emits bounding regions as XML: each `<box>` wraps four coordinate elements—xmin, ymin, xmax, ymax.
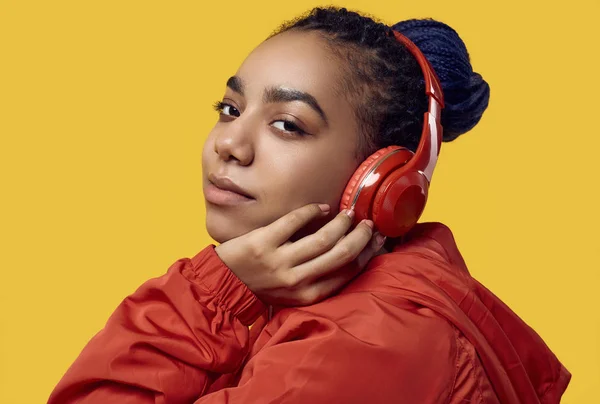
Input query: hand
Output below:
<box><xmin>214</xmin><ymin>203</ymin><xmax>386</xmax><ymax>306</ymax></box>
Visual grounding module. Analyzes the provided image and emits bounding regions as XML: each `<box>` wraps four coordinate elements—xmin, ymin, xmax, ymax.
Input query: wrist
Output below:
<box><xmin>184</xmin><ymin>245</ymin><xmax>266</xmax><ymax>325</ymax></box>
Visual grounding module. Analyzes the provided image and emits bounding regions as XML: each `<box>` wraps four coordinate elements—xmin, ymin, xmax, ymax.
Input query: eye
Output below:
<box><xmin>222</xmin><ymin>104</ymin><xmax>240</xmax><ymax>117</ymax></box>
<box><xmin>271</xmin><ymin>120</ymin><xmax>306</xmax><ymax>135</ymax></box>
<box><xmin>213</xmin><ymin>101</ymin><xmax>240</xmax><ymax>117</ymax></box>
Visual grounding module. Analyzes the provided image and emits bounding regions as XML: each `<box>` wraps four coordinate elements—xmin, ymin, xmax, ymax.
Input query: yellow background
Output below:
<box><xmin>1</xmin><ymin>0</ymin><xmax>599</xmax><ymax>402</ymax></box>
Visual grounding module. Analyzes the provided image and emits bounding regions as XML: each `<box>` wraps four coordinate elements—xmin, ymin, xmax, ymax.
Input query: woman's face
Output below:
<box><xmin>202</xmin><ymin>30</ymin><xmax>361</xmax><ymax>243</ymax></box>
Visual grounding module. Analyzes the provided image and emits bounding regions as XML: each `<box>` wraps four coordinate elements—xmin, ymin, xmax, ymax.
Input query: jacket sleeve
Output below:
<box><xmin>48</xmin><ymin>245</ymin><xmax>266</xmax><ymax>404</ymax></box>
<box><xmin>192</xmin><ymin>294</ymin><xmax>458</xmax><ymax>404</ymax></box>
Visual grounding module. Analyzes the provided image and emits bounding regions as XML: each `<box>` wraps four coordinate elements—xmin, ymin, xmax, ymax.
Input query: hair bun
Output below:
<box><xmin>392</xmin><ymin>19</ymin><xmax>490</xmax><ymax>141</ymax></box>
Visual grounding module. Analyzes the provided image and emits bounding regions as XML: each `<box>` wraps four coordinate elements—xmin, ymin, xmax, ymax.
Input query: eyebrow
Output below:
<box><xmin>226</xmin><ymin>76</ymin><xmax>245</xmax><ymax>95</ymax></box>
<box><xmin>264</xmin><ymin>87</ymin><xmax>328</xmax><ymax>124</ymax></box>
<box><xmin>225</xmin><ymin>76</ymin><xmax>328</xmax><ymax>124</ymax></box>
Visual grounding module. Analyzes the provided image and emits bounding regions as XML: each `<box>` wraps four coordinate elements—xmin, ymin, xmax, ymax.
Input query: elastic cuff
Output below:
<box><xmin>185</xmin><ymin>245</ymin><xmax>266</xmax><ymax>326</ymax></box>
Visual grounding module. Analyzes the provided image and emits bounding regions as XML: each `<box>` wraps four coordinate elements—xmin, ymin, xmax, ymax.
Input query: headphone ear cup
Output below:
<box><xmin>339</xmin><ymin>146</ymin><xmax>403</xmax><ymax>219</ymax></box>
<box><xmin>372</xmin><ymin>169</ymin><xmax>429</xmax><ymax>238</ymax></box>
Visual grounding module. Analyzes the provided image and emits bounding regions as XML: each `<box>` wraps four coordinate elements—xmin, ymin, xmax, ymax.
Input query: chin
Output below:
<box><xmin>205</xmin><ymin>207</ymin><xmax>252</xmax><ymax>244</ymax></box>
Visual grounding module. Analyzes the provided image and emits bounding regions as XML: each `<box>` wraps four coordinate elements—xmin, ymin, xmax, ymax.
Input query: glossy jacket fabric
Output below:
<box><xmin>48</xmin><ymin>223</ymin><xmax>571</xmax><ymax>403</ymax></box>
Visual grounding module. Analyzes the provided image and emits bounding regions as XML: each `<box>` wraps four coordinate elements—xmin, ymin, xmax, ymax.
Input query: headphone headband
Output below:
<box><xmin>391</xmin><ymin>30</ymin><xmax>445</xmax><ymax>183</ymax></box>
<box><xmin>339</xmin><ymin>31</ymin><xmax>447</xmax><ymax>237</ymax></box>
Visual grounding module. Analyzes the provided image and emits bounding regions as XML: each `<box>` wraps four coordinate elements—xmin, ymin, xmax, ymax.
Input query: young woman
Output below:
<box><xmin>48</xmin><ymin>7</ymin><xmax>571</xmax><ymax>404</ymax></box>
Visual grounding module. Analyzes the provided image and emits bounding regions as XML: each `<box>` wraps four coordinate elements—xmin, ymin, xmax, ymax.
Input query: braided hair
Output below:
<box><xmin>272</xmin><ymin>7</ymin><xmax>490</xmax><ymax>159</ymax></box>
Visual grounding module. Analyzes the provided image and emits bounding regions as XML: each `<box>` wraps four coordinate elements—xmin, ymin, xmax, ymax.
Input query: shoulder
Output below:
<box><xmin>267</xmin><ymin>291</ymin><xmax>461</xmax><ymax>402</ymax></box>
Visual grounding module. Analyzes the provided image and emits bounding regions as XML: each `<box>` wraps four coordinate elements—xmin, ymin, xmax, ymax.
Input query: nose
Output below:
<box><xmin>213</xmin><ymin>118</ymin><xmax>255</xmax><ymax>166</ymax></box>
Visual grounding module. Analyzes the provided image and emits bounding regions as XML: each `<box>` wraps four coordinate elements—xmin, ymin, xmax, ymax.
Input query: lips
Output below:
<box><xmin>208</xmin><ymin>174</ymin><xmax>254</xmax><ymax>199</ymax></box>
<box><xmin>204</xmin><ymin>173</ymin><xmax>255</xmax><ymax>206</ymax></box>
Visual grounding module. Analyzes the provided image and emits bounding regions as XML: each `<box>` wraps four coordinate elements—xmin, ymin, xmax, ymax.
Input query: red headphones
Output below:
<box><xmin>339</xmin><ymin>30</ymin><xmax>445</xmax><ymax>238</ymax></box>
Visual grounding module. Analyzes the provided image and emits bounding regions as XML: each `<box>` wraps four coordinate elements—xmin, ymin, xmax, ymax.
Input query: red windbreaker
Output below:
<box><xmin>48</xmin><ymin>223</ymin><xmax>571</xmax><ymax>403</ymax></box>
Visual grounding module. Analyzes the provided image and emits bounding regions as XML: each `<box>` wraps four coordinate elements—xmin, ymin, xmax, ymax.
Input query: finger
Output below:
<box><xmin>264</xmin><ymin>231</ymin><xmax>386</xmax><ymax>307</ymax></box>
<box><xmin>301</xmin><ymin>268</ymin><xmax>358</xmax><ymax>305</ymax></box>
<box><xmin>292</xmin><ymin>219</ymin><xmax>375</xmax><ymax>282</ymax></box>
<box><xmin>285</xmin><ymin>209</ymin><xmax>355</xmax><ymax>266</ymax></box>
<box><xmin>297</xmin><ymin>232</ymin><xmax>387</xmax><ymax>305</ymax></box>
<box><xmin>264</xmin><ymin>203</ymin><xmax>330</xmax><ymax>246</ymax></box>
<box><xmin>354</xmin><ymin>231</ymin><xmax>387</xmax><ymax>269</ymax></box>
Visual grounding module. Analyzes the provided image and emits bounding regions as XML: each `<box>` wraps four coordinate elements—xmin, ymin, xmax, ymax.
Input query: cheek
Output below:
<box><xmin>201</xmin><ymin>132</ymin><xmax>215</xmax><ymax>172</ymax></box>
<box><xmin>268</xmin><ymin>152</ymin><xmax>357</xmax><ymax>213</ymax></box>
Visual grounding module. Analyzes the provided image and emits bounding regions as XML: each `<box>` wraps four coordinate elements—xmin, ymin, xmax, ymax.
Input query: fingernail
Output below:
<box><xmin>375</xmin><ymin>233</ymin><xmax>386</xmax><ymax>247</ymax></box>
<box><xmin>345</xmin><ymin>209</ymin><xmax>355</xmax><ymax>219</ymax></box>
<box><xmin>318</xmin><ymin>204</ymin><xmax>330</xmax><ymax>213</ymax></box>
<box><xmin>362</xmin><ymin>219</ymin><xmax>374</xmax><ymax>229</ymax></box>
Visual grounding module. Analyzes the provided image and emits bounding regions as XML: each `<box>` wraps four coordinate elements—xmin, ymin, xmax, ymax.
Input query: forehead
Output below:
<box><xmin>236</xmin><ymin>30</ymin><xmax>343</xmax><ymax>98</ymax></box>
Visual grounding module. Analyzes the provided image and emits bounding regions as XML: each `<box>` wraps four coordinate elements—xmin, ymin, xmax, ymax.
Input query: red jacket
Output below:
<box><xmin>48</xmin><ymin>223</ymin><xmax>570</xmax><ymax>403</ymax></box>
